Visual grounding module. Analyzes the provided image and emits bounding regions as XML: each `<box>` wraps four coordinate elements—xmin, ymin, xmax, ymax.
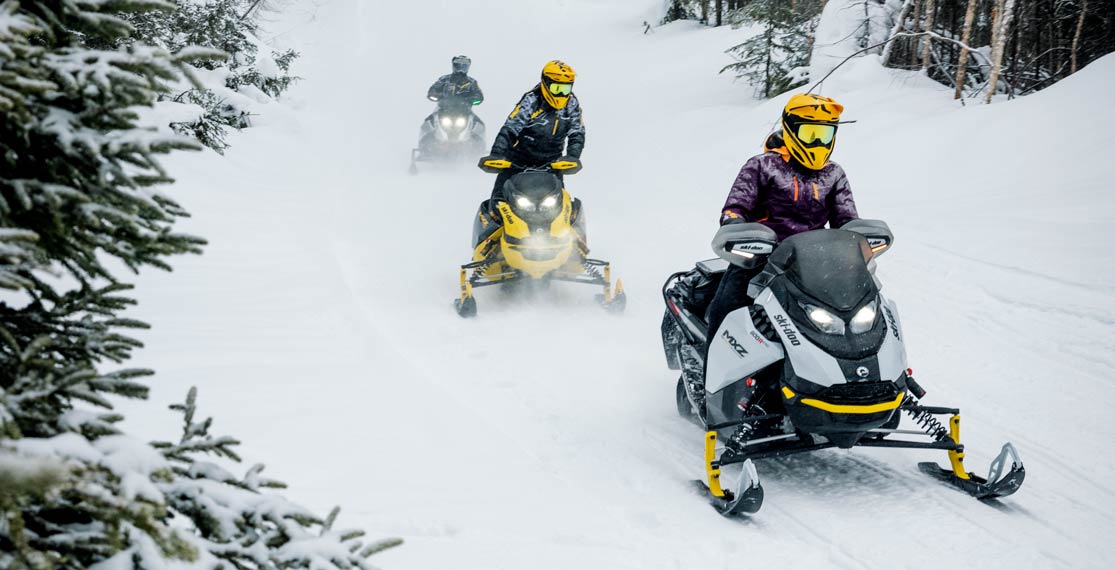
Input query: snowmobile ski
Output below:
<box><xmin>693</xmin><ymin>431</ymin><xmax>763</xmax><ymax>516</ymax></box>
<box><xmin>918</xmin><ymin>442</ymin><xmax>1025</xmax><ymax>500</ymax></box>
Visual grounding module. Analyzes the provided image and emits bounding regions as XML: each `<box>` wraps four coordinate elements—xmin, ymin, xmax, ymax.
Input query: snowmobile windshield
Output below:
<box><xmin>769</xmin><ymin>229</ymin><xmax>875</xmax><ymax>312</ymax></box>
<box><xmin>504</xmin><ymin>172</ymin><xmax>563</xmax><ymax>222</ymax></box>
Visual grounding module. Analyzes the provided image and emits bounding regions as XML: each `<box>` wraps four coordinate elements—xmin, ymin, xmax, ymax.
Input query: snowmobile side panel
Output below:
<box><xmin>875</xmin><ymin>294</ymin><xmax>908</xmax><ymax>380</ymax></box>
<box><xmin>755</xmin><ymin>289</ymin><xmax>844</xmax><ymax>387</ymax></box>
<box><xmin>706</xmin><ymin>307</ymin><xmax>785</xmax><ymax>394</ymax></box>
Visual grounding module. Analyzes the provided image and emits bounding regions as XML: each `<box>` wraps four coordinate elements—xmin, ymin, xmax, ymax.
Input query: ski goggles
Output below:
<box><xmin>796</xmin><ymin>123</ymin><xmax>836</xmax><ymax>146</ymax></box>
<box><xmin>547</xmin><ymin>82</ymin><xmax>573</xmax><ymax>96</ymax></box>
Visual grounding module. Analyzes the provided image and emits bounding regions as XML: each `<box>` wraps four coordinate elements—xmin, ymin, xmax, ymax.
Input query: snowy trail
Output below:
<box><xmin>123</xmin><ymin>0</ymin><xmax>1115</xmax><ymax>568</ymax></box>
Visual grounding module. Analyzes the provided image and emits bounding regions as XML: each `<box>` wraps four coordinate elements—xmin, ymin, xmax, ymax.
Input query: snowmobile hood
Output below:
<box><xmin>769</xmin><ymin>229</ymin><xmax>876</xmax><ymax>312</ymax></box>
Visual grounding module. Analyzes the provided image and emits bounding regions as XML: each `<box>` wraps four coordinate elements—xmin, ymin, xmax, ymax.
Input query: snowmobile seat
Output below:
<box><xmin>674</xmin><ymin>259</ymin><xmax>727</xmax><ymax>323</ymax></box>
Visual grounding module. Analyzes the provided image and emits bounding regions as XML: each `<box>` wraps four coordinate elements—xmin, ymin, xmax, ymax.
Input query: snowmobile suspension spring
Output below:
<box><xmin>582</xmin><ymin>261</ymin><xmax>604</xmax><ymax>282</ymax></box>
<box><xmin>903</xmin><ymin>397</ymin><xmax>949</xmax><ymax>442</ymax></box>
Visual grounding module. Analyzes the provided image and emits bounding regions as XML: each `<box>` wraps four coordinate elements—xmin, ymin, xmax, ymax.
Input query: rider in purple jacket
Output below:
<box><xmin>707</xmin><ymin>93</ymin><xmax>860</xmax><ymax>344</ymax></box>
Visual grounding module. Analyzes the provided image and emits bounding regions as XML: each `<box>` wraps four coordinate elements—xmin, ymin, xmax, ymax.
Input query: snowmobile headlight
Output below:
<box><xmin>849</xmin><ymin>301</ymin><xmax>877</xmax><ymax>334</ymax></box>
<box><xmin>515</xmin><ymin>196</ymin><xmax>534</xmax><ymax>209</ymax></box>
<box><xmin>802</xmin><ymin>303</ymin><xmax>845</xmax><ymax>335</ymax></box>
<box><xmin>541</xmin><ymin>195</ymin><xmax>558</xmax><ymax>209</ymax></box>
<box><xmin>440</xmin><ymin>116</ymin><xmax>453</xmax><ymax>128</ymax></box>
<box><xmin>454</xmin><ymin>116</ymin><xmax>467</xmax><ymax>128</ymax></box>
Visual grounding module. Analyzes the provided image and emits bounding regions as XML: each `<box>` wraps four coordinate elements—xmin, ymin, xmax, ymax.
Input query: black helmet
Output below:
<box><xmin>452</xmin><ymin>55</ymin><xmax>471</xmax><ymax>75</ymax></box>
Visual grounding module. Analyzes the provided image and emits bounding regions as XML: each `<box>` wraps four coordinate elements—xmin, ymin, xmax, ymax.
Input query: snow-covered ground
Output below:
<box><xmin>123</xmin><ymin>0</ymin><xmax>1115</xmax><ymax>568</ymax></box>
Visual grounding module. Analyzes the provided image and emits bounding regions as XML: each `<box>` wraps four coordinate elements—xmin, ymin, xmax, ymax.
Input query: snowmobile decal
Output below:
<box><xmin>722</xmin><ymin>330</ymin><xmax>749</xmax><ymax>358</ymax></box>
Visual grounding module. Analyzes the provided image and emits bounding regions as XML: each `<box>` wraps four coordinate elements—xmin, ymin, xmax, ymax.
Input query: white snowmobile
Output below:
<box><xmin>659</xmin><ymin>220</ymin><xmax>1025</xmax><ymax>516</ymax></box>
<box><xmin>410</xmin><ymin>99</ymin><xmax>486</xmax><ymax>174</ymax></box>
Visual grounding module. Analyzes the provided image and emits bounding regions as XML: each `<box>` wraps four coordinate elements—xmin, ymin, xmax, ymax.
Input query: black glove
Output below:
<box><xmin>720</xmin><ymin>213</ymin><xmax>752</xmax><ymax>225</ymax></box>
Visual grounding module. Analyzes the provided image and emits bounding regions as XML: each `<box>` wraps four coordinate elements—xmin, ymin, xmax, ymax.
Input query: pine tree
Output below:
<box><xmin>0</xmin><ymin>0</ymin><xmax>394</xmax><ymax>566</ymax></box>
<box><xmin>104</xmin><ymin>0</ymin><xmax>300</xmax><ymax>152</ymax></box>
<box><xmin>721</xmin><ymin>0</ymin><xmax>824</xmax><ymax>98</ymax></box>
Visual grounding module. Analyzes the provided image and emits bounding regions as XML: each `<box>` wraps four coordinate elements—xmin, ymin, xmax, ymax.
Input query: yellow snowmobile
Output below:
<box><xmin>454</xmin><ymin>158</ymin><xmax>625</xmax><ymax>317</ymax></box>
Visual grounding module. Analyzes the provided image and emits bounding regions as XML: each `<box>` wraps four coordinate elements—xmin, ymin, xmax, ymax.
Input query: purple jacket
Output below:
<box><xmin>721</xmin><ymin>132</ymin><xmax>859</xmax><ymax>241</ymax></box>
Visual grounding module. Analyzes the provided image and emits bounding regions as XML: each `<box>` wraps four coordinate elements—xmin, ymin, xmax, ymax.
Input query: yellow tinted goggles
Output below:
<box><xmin>797</xmin><ymin>123</ymin><xmax>836</xmax><ymax>145</ymax></box>
<box><xmin>548</xmin><ymin>82</ymin><xmax>573</xmax><ymax>96</ymax></box>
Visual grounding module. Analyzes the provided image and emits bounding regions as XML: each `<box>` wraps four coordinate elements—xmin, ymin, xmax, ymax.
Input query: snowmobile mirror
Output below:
<box><xmin>842</xmin><ymin>219</ymin><xmax>894</xmax><ymax>259</ymax></box>
<box><xmin>711</xmin><ymin>223</ymin><xmax>778</xmax><ymax>269</ymax></box>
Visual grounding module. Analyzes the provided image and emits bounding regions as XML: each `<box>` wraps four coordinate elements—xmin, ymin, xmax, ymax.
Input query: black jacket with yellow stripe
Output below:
<box><xmin>427</xmin><ymin>73</ymin><xmax>483</xmax><ymax>105</ymax></box>
<box><xmin>491</xmin><ymin>86</ymin><xmax>585</xmax><ymax>167</ymax></box>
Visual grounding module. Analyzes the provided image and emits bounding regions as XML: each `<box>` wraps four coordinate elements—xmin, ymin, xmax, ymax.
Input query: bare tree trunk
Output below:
<box><xmin>985</xmin><ymin>0</ymin><xmax>1018</xmax><ymax>103</ymax></box>
<box><xmin>882</xmin><ymin>0</ymin><xmax>916</xmax><ymax>66</ymax></box>
<box><xmin>716</xmin><ymin>0</ymin><xmax>723</xmax><ymax>26</ymax></box>
<box><xmin>953</xmin><ymin>0</ymin><xmax>979</xmax><ymax>99</ymax></box>
<box><xmin>1071</xmin><ymin>0</ymin><xmax>1089</xmax><ymax>73</ymax></box>
<box><xmin>989</xmin><ymin>0</ymin><xmax>1004</xmax><ymax>49</ymax></box>
<box><xmin>920</xmin><ymin>0</ymin><xmax>937</xmax><ymax>69</ymax></box>
<box><xmin>701</xmin><ymin>0</ymin><xmax>708</xmax><ymax>25</ymax></box>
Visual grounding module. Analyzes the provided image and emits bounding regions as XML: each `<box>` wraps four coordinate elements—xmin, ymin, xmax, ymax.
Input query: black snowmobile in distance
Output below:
<box><xmin>410</xmin><ymin>98</ymin><xmax>486</xmax><ymax>174</ymax></box>
<box><xmin>660</xmin><ymin>220</ymin><xmax>1025</xmax><ymax>516</ymax></box>
<box><xmin>454</xmin><ymin>158</ymin><xmax>625</xmax><ymax>317</ymax></box>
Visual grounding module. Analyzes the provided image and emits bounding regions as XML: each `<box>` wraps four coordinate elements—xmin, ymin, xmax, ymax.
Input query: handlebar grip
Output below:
<box><xmin>478</xmin><ymin>157</ymin><xmax>513</xmax><ymax>173</ymax></box>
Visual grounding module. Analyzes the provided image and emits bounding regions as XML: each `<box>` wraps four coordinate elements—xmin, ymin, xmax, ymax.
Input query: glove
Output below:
<box><xmin>720</xmin><ymin>211</ymin><xmax>752</xmax><ymax>225</ymax></box>
<box><xmin>478</xmin><ymin>155</ymin><xmax>512</xmax><ymax>173</ymax></box>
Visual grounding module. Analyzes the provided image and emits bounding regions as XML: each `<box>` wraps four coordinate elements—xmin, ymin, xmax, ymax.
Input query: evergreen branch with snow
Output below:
<box><xmin>0</xmin><ymin>0</ymin><xmax>391</xmax><ymax>567</ymax></box>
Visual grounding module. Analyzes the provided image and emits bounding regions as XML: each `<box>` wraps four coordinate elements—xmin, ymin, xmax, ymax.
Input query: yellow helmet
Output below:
<box><xmin>540</xmin><ymin>60</ymin><xmax>576</xmax><ymax>109</ymax></box>
<box><xmin>781</xmin><ymin>93</ymin><xmax>844</xmax><ymax>170</ymax></box>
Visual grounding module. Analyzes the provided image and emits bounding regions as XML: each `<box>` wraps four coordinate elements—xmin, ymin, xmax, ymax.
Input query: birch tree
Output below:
<box><xmin>985</xmin><ymin>0</ymin><xmax>1019</xmax><ymax>103</ymax></box>
<box><xmin>953</xmin><ymin>0</ymin><xmax>980</xmax><ymax>99</ymax></box>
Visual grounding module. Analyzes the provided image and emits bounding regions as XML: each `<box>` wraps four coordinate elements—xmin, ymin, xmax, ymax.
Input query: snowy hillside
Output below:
<box><xmin>123</xmin><ymin>0</ymin><xmax>1115</xmax><ymax>568</ymax></box>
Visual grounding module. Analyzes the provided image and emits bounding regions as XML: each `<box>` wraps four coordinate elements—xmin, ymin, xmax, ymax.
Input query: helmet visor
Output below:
<box><xmin>452</xmin><ymin>56</ymin><xmax>471</xmax><ymax>74</ymax></box>
<box><xmin>796</xmin><ymin>123</ymin><xmax>836</xmax><ymax>146</ymax></box>
<box><xmin>547</xmin><ymin>82</ymin><xmax>573</xmax><ymax>96</ymax></box>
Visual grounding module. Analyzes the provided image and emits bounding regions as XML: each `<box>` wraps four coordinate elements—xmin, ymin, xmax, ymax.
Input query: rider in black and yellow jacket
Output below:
<box><xmin>481</xmin><ymin>60</ymin><xmax>586</xmax><ymax>202</ymax></box>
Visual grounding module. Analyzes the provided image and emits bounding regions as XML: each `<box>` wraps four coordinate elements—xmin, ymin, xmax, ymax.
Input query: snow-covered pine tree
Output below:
<box><xmin>153</xmin><ymin>387</ymin><xmax>404</xmax><ymax>568</ymax></box>
<box><xmin>721</xmin><ymin>0</ymin><xmax>825</xmax><ymax>98</ymax></box>
<box><xmin>107</xmin><ymin>0</ymin><xmax>300</xmax><ymax>152</ymax></box>
<box><xmin>0</xmin><ymin>1</ymin><xmax>394</xmax><ymax>566</ymax></box>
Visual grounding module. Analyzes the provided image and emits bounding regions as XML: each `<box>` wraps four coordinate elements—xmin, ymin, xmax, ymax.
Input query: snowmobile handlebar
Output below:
<box><xmin>841</xmin><ymin>219</ymin><xmax>894</xmax><ymax>258</ymax></box>
<box><xmin>712</xmin><ymin>219</ymin><xmax>896</xmax><ymax>270</ymax></box>
<box><xmin>711</xmin><ymin>223</ymin><xmax>778</xmax><ymax>269</ymax></box>
<box><xmin>477</xmin><ymin>156</ymin><xmax>582</xmax><ymax>175</ymax></box>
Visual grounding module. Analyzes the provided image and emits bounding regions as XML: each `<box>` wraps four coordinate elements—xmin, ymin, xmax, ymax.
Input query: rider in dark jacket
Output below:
<box><xmin>481</xmin><ymin>60</ymin><xmax>585</xmax><ymax>202</ymax></box>
<box><xmin>428</xmin><ymin>55</ymin><xmax>484</xmax><ymax>107</ymax></box>
<box><xmin>706</xmin><ymin>94</ymin><xmax>860</xmax><ymax>343</ymax></box>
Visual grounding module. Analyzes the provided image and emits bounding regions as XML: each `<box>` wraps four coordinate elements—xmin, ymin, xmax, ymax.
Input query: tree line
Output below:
<box><xmin>664</xmin><ymin>0</ymin><xmax>1114</xmax><ymax>102</ymax></box>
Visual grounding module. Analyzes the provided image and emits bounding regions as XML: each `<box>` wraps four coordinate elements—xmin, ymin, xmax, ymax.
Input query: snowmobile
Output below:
<box><xmin>659</xmin><ymin>220</ymin><xmax>1025</xmax><ymax>516</ymax></box>
<box><xmin>454</xmin><ymin>158</ymin><xmax>625</xmax><ymax>317</ymax></box>
<box><xmin>409</xmin><ymin>99</ymin><xmax>486</xmax><ymax>174</ymax></box>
